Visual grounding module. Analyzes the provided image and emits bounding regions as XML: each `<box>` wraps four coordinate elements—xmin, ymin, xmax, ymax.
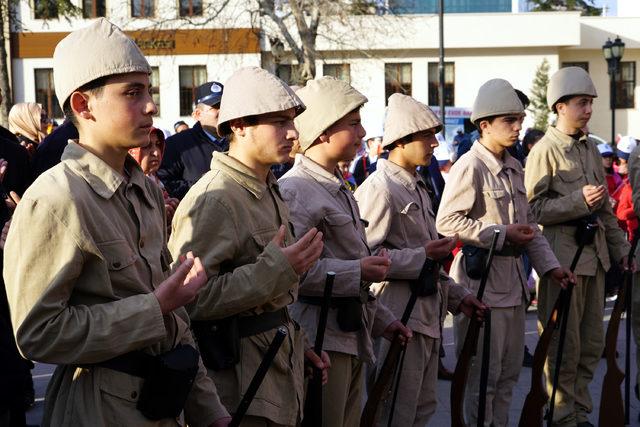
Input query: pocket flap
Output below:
<box><xmin>323</xmin><ymin>213</ymin><xmax>352</xmax><ymax>226</ymax></box>
<box><xmin>484</xmin><ymin>189</ymin><xmax>506</xmax><ymax>199</ymax></box>
<box><xmin>97</xmin><ymin>240</ymin><xmax>137</xmax><ymax>271</ymax></box>
<box><xmin>557</xmin><ymin>169</ymin><xmax>582</xmax><ymax>183</ymax></box>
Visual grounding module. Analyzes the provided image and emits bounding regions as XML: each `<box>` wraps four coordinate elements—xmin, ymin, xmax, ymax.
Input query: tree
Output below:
<box><xmin>529</xmin><ymin>58</ymin><xmax>550</xmax><ymax>131</ymax></box>
<box><xmin>528</xmin><ymin>0</ymin><xmax>601</xmax><ymax>16</ymax></box>
<box><xmin>0</xmin><ymin>0</ymin><xmax>80</xmax><ymax>126</ymax></box>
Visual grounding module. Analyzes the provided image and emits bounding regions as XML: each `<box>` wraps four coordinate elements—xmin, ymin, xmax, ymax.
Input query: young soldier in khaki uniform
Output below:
<box><xmin>525</xmin><ymin>67</ymin><xmax>630</xmax><ymax>427</ymax></box>
<box><xmin>354</xmin><ymin>93</ymin><xmax>486</xmax><ymax>426</ymax></box>
<box><xmin>437</xmin><ymin>79</ymin><xmax>571</xmax><ymax>427</ymax></box>
<box><xmin>278</xmin><ymin>77</ymin><xmax>411</xmax><ymax>427</ymax></box>
<box><xmin>168</xmin><ymin>67</ymin><xmax>326</xmax><ymax>427</ymax></box>
<box><xmin>3</xmin><ymin>19</ymin><xmax>230</xmax><ymax>426</ymax></box>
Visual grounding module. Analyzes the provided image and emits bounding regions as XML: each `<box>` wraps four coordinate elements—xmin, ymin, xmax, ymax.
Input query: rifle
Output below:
<box><xmin>450</xmin><ymin>229</ymin><xmax>500</xmax><ymax>427</ymax></box>
<box><xmin>547</xmin><ymin>222</ymin><xmax>597</xmax><ymax>427</ymax></box>
<box><xmin>229</xmin><ymin>327</ymin><xmax>287</xmax><ymax>427</ymax></box>
<box><xmin>301</xmin><ymin>272</ymin><xmax>335</xmax><ymax>427</ymax></box>
<box><xmin>599</xmin><ymin>232</ymin><xmax>639</xmax><ymax>427</ymax></box>
<box><xmin>360</xmin><ymin>258</ymin><xmax>439</xmax><ymax>427</ymax></box>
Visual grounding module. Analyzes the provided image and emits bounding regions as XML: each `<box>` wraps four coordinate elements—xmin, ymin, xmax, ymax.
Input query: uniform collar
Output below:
<box><xmin>210</xmin><ymin>151</ymin><xmax>277</xmax><ymax>200</ymax></box>
<box><xmin>547</xmin><ymin>126</ymin><xmax>588</xmax><ymax>152</ymax></box>
<box><xmin>377</xmin><ymin>158</ymin><xmax>422</xmax><ymax>191</ymax></box>
<box><xmin>471</xmin><ymin>141</ymin><xmax>521</xmax><ymax>176</ymax></box>
<box><xmin>294</xmin><ymin>153</ymin><xmax>346</xmax><ymax>195</ymax></box>
<box><xmin>62</xmin><ymin>140</ymin><xmax>154</xmax><ymax>206</ymax></box>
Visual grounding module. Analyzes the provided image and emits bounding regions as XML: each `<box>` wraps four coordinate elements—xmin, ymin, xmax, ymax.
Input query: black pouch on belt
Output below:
<box><xmin>574</xmin><ymin>214</ymin><xmax>599</xmax><ymax>246</ymax></box>
<box><xmin>462</xmin><ymin>245</ymin><xmax>488</xmax><ymax>280</ymax></box>
<box><xmin>191</xmin><ymin>316</ymin><xmax>240</xmax><ymax>371</ymax></box>
<box><xmin>336</xmin><ymin>297</ymin><xmax>364</xmax><ymax>332</ymax></box>
<box><xmin>136</xmin><ymin>344</ymin><xmax>200</xmax><ymax>421</ymax></box>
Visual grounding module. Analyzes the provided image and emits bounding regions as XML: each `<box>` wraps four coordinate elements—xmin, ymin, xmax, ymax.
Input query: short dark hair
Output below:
<box><xmin>552</xmin><ymin>95</ymin><xmax>576</xmax><ymax>114</ymax></box>
<box><xmin>474</xmin><ymin>116</ymin><xmax>497</xmax><ymax>136</ymax></box>
<box><xmin>523</xmin><ymin>129</ymin><xmax>545</xmax><ymax>155</ymax></box>
<box><xmin>173</xmin><ymin>120</ymin><xmax>187</xmax><ymax>130</ymax></box>
<box><xmin>63</xmin><ymin>76</ymin><xmax>110</xmax><ymax>126</ymax></box>
<box><xmin>514</xmin><ymin>89</ymin><xmax>530</xmax><ymax>109</ymax></box>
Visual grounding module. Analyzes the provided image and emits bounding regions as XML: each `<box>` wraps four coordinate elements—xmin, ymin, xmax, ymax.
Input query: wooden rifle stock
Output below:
<box><xmin>450</xmin><ymin>230</ymin><xmax>500</xmax><ymax>427</ymax></box>
<box><xmin>599</xmin><ymin>233</ymin><xmax>639</xmax><ymax>427</ymax></box>
<box><xmin>301</xmin><ymin>272</ymin><xmax>335</xmax><ymax>427</ymax></box>
<box><xmin>518</xmin><ymin>293</ymin><xmax>563</xmax><ymax>427</ymax></box>
<box><xmin>360</xmin><ymin>259</ymin><xmax>436</xmax><ymax>427</ymax></box>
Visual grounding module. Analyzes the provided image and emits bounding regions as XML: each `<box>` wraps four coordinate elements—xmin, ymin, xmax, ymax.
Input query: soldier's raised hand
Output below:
<box><xmin>360</xmin><ymin>250</ymin><xmax>391</xmax><ymax>282</ymax></box>
<box><xmin>582</xmin><ymin>184</ymin><xmax>606</xmax><ymax>208</ymax></box>
<box><xmin>273</xmin><ymin>225</ymin><xmax>324</xmax><ymax>275</ymax></box>
<box><xmin>505</xmin><ymin>224</ymin><xmax>535</xmax><ymax>246</ymax></box>
<box><xmin>153</xmin><ymin>251</ymin><xmax>207</xmax><ymax>314</ymax></box>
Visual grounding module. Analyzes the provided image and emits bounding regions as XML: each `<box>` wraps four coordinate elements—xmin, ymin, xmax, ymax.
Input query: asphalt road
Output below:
<box><xmin>25</xmin><ymin>300</ymin><xmax>640</xmax><ymax>426</ymax></box>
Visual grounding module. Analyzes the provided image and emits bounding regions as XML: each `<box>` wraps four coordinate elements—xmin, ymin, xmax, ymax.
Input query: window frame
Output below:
<box><xmin>34</xmin><ymin>68</ymin><xmax>63</xmax><ymax>119</ymax></box>
<box><xmin>33</xmin><ymin>0</ymin><xmax>59</xmax><ymax>19</ymax></box>
<box><xmin>384</xmin><ymin>63</ymin><xmax>412</xmax><ymax>104</ymax></box>
<box><xmin>428</xmin><ymin>61</ymin><xmax>455</xmax><ymax>107</ymax></box>
<box><xmin>179</xmin><ymin>0</ymin><xmax>203</xmax><ymax>17</ymax></box>
<box><xmin>83</xmin><ymin>0</ymin><xmax>106</xmax><ymax>18</ymax></box>
<box><xmin>178</xmin><ymin>65</ymin><xmax>207</xmax><ymax>116</ymax></box>
<box><xmin>615</xmin><ymin>61</ymin><xmax>635</xmax><ymax>109</ymax></box>
<box><xmin>323</xmin><ymin>63</ymin><xmax>351</xmax><ymax>84</ymax></box>
<box><xmin>131</xmin><ymin>0</ymin><xmax>155</xmax><ymax>18</ymax></box>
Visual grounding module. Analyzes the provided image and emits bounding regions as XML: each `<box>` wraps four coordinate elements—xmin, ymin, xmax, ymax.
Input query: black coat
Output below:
<box><xmin>157</xmin><ymin>121</ymin><xmax>228</xmax><ymax>199</ymax></box>
<box><xmin>32</xmin><ymin>120</ymin><xmax>78</xmax><ymax>179</ymax></box>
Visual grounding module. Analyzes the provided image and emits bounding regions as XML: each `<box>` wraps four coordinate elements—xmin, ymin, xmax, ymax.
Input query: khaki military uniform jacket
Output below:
<box><xmin>279</xmin><ymin>154</ymin><xmax>396</xmax><ymax>363</ymax></box>
<box><xmin>525</xmin><ymin>126</ymin><xmax>629</xmax><ymax>275</ymax></box>
<box><xmin>3</xmin><ymin>142</ymin><xmax>228</xmax><ymax>427</ymax></box>
<box><xmin>168</xmin><ymin>152</ymin><xmax>304</xmax><ymax>425</ymax></box>
<box><xmin>436</xmin><ymin>142</ymin><xmax>560</xmax><ymax>307</ymax></box>
<box><xmin>354</xmin><ymin>159</ymin><xmax>470</xmax><ymax>338</ymax></box>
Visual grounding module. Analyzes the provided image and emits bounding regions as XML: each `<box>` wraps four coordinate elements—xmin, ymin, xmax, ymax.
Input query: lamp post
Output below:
<box><xmin>603</xmin><ymin>36</ymin><xmax>625</xmax><ymax>145</ymax></box>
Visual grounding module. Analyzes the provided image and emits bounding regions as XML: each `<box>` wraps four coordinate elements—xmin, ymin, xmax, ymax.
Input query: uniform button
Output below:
<box><xmin>131</xmin><ymin>391</ymin><xmax>138</xmax><ymax>399</ymax></box>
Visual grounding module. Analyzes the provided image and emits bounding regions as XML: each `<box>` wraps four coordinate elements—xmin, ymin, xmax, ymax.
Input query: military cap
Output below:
<box><xmin>294</xmin><ymin>76</ymin><xmax>367</xmax><ymax>151</ymax></box>
<box><xmin>217</xmin><ymin>67</ymin><xmax>304</xmax><ymax>136</ymax></box>
<box><xmin>471</xmin><ymin>79</ymin><xmax>524</xmax><ymax>123</ymax></box>
<box><xmin>382</xmin><ymin>93</ymin><xmax>442</xmax><ymax>148</ymax></box>
<box><xmin>53</xmin><ymin>18</ymin><xmax>150</xmax><ymax>110</ymax></box>
<box><xmin>547</xmin><ymin>66</ymin><xmax>597</xmax><ymax>111</ymax></box>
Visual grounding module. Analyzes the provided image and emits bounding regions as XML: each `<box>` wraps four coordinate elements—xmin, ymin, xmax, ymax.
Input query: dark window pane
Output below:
<box><xmin>179</xmin><ymin>65</ymin><xmax>207</xmax><ymax>116</ymax></box>
<box><xmin>83</xmin><ymin>0</ymin><xmax>106</xmax><ymax>18</ymax></box>
<box><xmin>276</xmin><ymin>64</ymin><xmax>302</xmax><ymax>85</ymax></box>
<box><xmin>615</xmin><ymin>62</ymin><xmax>635</xmax><ymax>109</ymax></box>
<box><xmin>323</xmin><ymin>64</ymin><xmax>351</xmax><ymax>84</ymax></box>
<box><xmin>34</xmin><ymin>69</ymin><xmax>63</xmax><ymax>119</ymax></box>
<box><xmin>131</xmin><ymin>0</ymin><xmax>154</xmax><ymax>17</ymax></box>
<box><xmin>180</xmin><ymin>0</ymin><xmax>203</xmax><ymax>16</ymax></box>
<box><xmin>428</xmin><ymin>62</ymin><xmax>454</xmax><ymax>107</ymax></box>
<box><xmin>34</xmin><ymin>0</ymin><xmax>58</xmax><ymax>19</ymax></box>
<box><xmin>384</xmin><ymin>63</ymin><xmax>412</xmax><ymax>104</ymax></box>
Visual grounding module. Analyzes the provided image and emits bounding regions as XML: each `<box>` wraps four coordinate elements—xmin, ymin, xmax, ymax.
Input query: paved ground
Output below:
<box><xmin>25</xmin><ymin>301</ymin><xmax>640</xmax><ymax>426</ymax></box>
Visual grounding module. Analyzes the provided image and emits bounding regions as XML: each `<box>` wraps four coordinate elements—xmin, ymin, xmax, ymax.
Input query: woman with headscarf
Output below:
<box><xmin>8</xmin><ymin>102</ymin><xmax>48</xmax><ymax>156</ymax></box>
<box><xmin>129</xmin><ymin>127</ymin><xmax>179</xmax><ymax>228</ymax></box>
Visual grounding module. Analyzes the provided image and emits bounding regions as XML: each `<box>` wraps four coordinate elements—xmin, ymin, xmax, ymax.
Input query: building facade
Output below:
<box><xmin>9</xmin><ymin>1</ymin><xmax>640</xmax><ymax>141</ymax></box>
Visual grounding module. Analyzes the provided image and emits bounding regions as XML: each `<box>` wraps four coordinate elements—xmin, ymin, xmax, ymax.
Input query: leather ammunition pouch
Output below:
<box><xmin>410</xmin><ymin>258</ymin><xmax>439</xmax><ymax>297</ymax></box>
<box><xmin>298</xmin><ymin>295</ymin><xmax>373</xmax><ymax>332</ymax></box>
<box><xmin>82</xmin><ymin>344</ymin><xmax>199</xmax><ymax>421</ymax></box>
<box><xmin>462</xmin><ymin>243</ymin><xmax>523</xmax><ymax>280</ymax></box>
<box><xmin>191</xmin><ymin>308</ymin><xmax>288</xmax><ymax>371</ymax></box>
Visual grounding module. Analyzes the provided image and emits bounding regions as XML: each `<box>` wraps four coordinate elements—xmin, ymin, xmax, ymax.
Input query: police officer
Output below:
<box><xmin>437</xmin><ymin>79</ymin><xmax>571</xmax><ymax>427</ymax></box>
<box><xmin>3</xmin><ymin>19</ymin><xmax>230</xmax><ymax>426</ymax></box>
<box><xmin>158</xmin><ymin>81</ymin><xmax>228</xmax><ymax>199</ymax></box>
<box><xmin>355</xmin><ymin>93</ymin><xmax>485</xmax><ymax>426</ymax></box>
<box><xmin>525</xmin><ymin>67</ymin><xmax>630</xmax><ymax>427</ymax></box>
<box><xmin>168</xmin><ymin>67</ymin><xmax>327</xmax><ymax>427</ymax></box>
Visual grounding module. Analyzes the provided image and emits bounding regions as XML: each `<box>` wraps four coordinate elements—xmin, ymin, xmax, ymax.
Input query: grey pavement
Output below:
<box><xmin>24</xmin><ymin>300</ymin><xmax>640</xmax><ymax>426</ymax></box>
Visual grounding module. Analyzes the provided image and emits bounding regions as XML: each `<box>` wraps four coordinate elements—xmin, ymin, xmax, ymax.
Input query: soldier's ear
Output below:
<box><xmin>229</xmin><ymin>119</ymin><xmax>247</xmax><ymax>137</ymax></box>
<box><xmin>70</xmin><ymin>91</ymin><xmax>92</xmax><ymax>121</ymax></box>
<box><xmin>319</xmin><ymin>132</ymin><xmax>330</xmax><ymax>144</ymax></box>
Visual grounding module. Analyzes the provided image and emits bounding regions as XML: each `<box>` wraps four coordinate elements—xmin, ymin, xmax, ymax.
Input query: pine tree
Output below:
<box><xmin>529</xmin><ymin>59</ymin><xmax>550</xmax><ymax>131</ymax></box>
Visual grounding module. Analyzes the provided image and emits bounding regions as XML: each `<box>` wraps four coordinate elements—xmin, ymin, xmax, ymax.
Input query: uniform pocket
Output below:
<box><xmin>323</xmin><ymin>213</ymin><xmax>353</xmax><ymax>226</ymax></box>
<box><xmin>97</xmin><ymin>240</ymin><xmax>138</xmax><ymax>271</ymax></box>
<box><xmin>557</xmin><ymin>169</ymin><xmax>582</xmax><ymax>183</ymax></box>
<box><xmin>483</xmin><ymin>189</ymin><xmax>506</xmax><ymax>199</ymax></box>
<box><xmin>251</xmin><ymin>229</ymin><xmax>277</xmax><ymax>251</ymax></box>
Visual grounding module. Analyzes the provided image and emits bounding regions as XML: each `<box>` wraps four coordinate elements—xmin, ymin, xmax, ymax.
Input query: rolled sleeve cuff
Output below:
<box><xmin>264</xmin><ymin>241</ymin><xmax>300</xmax><ymax>285</ymax></box>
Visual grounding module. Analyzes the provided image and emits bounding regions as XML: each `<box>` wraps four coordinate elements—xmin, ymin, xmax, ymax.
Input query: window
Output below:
<box><xmin>323</xmin><ymin>64</ymin><xmax>351</xmax><ymax>84</ymax></box>
<box><xmin>179</xmin><ymin>65</ymin><xmax>207</xmax><ymax>116</ymax></box>
<box><xmin>384</xmin><ymin>63</ymin><xmax>412</xmax><ymax>103</ymax></box>
<box><xmin>615</xmin><ymin>62</ymin><xmax>635</xmax><ymax>109</ymax></box>
<box><xmin>428</xmin><ymin>62</ymin><xmax>455</xmax><ymax>107</ymax></box>
<box><xmin>276</xmin><ymin>64</ymin><xmax>302</xmax><ymax>86</ymax></box>
<box><xmin>561</xmin><ymin>62</ymin><xmax>589</xmax><ymax>72</ymax></box>
<box><xmin>34</xmin><ymin>69</ymin><xmax>63</xmax><ymax>119</ymax></box>
<box><xmin>150</xmin><ymin>67</ymin><xmax>160</xmax><ymax>116</ymax></box>
<box><xmin>179</xmin><ymin>0</ymin><xmax>203</xmax><ymax>16</ymax></box>
<box><xmin>34</xmin><ymin>0</ymin><xmax>58</xmax><ymax>19</ymax></box>
<box><xmin>83</xmin><ymin>0</ymin><xmax>106</xmax><ymax>18</ymax></box>
<box><xmin>131</xmin><ymin>0</ymin><xmax>154</xmax><ymax>17</ymax></box>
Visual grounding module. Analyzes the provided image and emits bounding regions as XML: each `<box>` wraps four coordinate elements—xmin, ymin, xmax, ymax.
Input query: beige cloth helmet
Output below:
<box><xmin>547</xmin><ymin>66</ymin><xmax>597</xmax><ymax>111</ymax></box>
<box><xmin>53</xmin><ymin>18</ymin><xmax>151</xmax><ymax>110</ymax></box>
<box><xmin>217</xmin><ymin>67</ymin><xmax>305</xmax><ymax>136</ymax></box>
<box><xmin>382</xmin><ymin>93</ymin><xmax>442</xmax><ymax>148</ymax></box>
<box><xmin>294</xmin><ymin>76</ymin><xmax>368</xmax><ymax>151</ymax></box>
<box><xmin>471</xmin><ymin>79</ymin><xmax>524</xmax><ymax>123</ymax></box>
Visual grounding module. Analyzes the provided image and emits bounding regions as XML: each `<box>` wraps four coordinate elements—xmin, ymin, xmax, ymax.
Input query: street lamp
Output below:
<box><xmin>603</xmin><ymin>36</ymin><xmax>625</xmax><ymax>144</ymax></box>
